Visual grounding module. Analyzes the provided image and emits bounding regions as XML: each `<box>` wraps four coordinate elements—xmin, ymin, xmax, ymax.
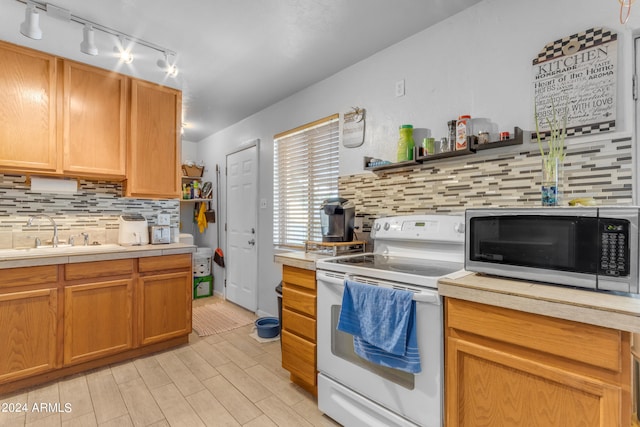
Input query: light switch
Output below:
<box><xmin>395</xmin><ymin>79</ymin><xmax>405</xmax><ymax>97</ymax></box>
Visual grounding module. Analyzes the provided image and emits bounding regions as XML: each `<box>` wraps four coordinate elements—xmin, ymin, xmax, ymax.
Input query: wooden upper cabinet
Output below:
<box><xmin>0</xmin><ymin>41</ymin><xmax>57</xmax><ymax>173</ymax></box>
<box><xmin>127</xmin><ymin>79</ymin><xmax>181</xmax><ymax>198</ymax></box>
<box><xmin>61</xmin><ymin>60</ymin><xmax>127</xmax><ymax>178</ymax></box>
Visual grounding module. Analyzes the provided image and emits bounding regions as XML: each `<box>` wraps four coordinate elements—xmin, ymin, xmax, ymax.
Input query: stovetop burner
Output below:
<box><xmin>324</xmin><ymin>253</ymin><xmax>462</xmax><ymax>278</ymax></box>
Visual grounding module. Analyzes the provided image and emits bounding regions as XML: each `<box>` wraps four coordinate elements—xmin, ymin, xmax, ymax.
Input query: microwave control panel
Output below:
<box><xmin>599</xmin><ymin>219</ymin><xmax>629</xmax><ymax>277</ymax></box>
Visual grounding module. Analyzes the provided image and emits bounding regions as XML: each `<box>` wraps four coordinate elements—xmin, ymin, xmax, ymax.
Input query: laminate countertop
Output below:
<box><xmin>438</xmin><ymin>270</ymin><xmax>640</xmax><ymax>334</ymax></box>
<box><xmin>274</xmin><ymin>251</ymin><xmax>328</xmax><ymax>271</ymax></box>
<box><xmin>0</xmin><ymin>243</ymin><xmax>197</xmax><ymax>269</ymax></box>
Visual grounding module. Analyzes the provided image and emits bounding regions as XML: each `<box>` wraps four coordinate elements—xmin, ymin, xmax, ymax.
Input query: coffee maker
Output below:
<box><xmin>320</xmin><ymin>198</ymin><xmax>355</xmax><ymax>242</ymax></box>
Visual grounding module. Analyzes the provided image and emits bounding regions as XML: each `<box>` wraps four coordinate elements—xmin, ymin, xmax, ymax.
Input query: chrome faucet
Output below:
<box><xmin>26</xmin><ymin>214</ymin><xmax>59</xmax><ymax>247</ymax></box>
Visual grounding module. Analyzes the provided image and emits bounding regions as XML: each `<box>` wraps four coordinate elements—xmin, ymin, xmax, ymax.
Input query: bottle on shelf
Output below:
<box><xmin>193</xmin><ymin>181</ymin><xmax>200</xmax><ymax>199</ymax></box>
<box><xmin>456</xmin><ymin>115</ymin><xmax>471</xmax><ymax>150</ymax></box>
<box><xmin>397</xmin><ymin>124</ymin><xmax>415</xmax><ymax>162</ymax></box>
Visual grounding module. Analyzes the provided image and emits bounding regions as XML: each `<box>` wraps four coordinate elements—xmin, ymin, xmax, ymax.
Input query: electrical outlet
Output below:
<box><xmin>157</xmin><ymin>213</ymin><xmax>170</xmax><ymax>225</ymax></box>
<box><xmin>395</xmin><ymin>79</ymin><xmax>405</xmax><ymax>97</ymax></box>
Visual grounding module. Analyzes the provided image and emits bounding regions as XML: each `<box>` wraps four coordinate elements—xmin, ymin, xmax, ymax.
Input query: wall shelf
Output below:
<box><xmin>415</xmin><ymin>144</ymin><xmax>475</xmax><ymax>163</ymax></box>
<box><xmin>364</xmin><ymin>126</ymin><xmax>525</xmax><ymax>173</ymax></box>
<box><xmin>471</xmin><ymin>127</ymin><xmax>524</xmax><ymax>151</ymax></box>
<box><xmin>180</xmin><ymin>198</ymin><xmax>212</xmax><ymax>203</ymax></box>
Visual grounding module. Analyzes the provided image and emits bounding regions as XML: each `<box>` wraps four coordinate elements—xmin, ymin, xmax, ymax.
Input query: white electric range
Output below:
<box><xmin>316</xmin><ymin>214</ymin><xmax>465</xmax><ymax>427</ymax></box>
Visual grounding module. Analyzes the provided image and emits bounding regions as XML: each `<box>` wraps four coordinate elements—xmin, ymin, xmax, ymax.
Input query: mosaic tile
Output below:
<box><xmin>340</xmin><ymin>137</ymin><xmax>633</xmax><ymax>217</ymax></box>
<box><xmin>0</xmin><ymin>175</ymin><xmax>179</xmax><ymax>246</ymax></box>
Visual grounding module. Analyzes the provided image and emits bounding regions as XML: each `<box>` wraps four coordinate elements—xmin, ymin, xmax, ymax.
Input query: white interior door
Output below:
<box><xmin>225</xmin><ymin>144</ymin><xmax>258</xmax><ymax>311</ymax></box>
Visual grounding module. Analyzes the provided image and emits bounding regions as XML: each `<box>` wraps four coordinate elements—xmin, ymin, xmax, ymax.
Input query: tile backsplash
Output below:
<box><xmin>339</xmin><ymin>136</ymin><xmax>633</xmax><ymax>218</ymax></box>
<box><xmin>0</xmin><ymin>175</ymin><xmax>179</xmax><ymax>249</ymax></box>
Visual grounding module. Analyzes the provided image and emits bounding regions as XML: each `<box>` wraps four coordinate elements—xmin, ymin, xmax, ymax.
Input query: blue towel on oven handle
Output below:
<box><xmin>337</xmin><ymin>279</ymin><xmax>421</xmax><ymax>373</ymax></box>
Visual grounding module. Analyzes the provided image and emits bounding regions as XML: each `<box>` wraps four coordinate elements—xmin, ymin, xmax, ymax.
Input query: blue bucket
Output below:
<box><xmin>255</xmin><ymin>316</ymin><xmax>280</xmax><ymax>338</ymax></box>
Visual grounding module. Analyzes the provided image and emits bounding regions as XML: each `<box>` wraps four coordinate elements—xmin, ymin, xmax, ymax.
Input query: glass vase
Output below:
<box><xmin>541</xmin><ymin>157</ymin><xmax>562</xmax><ymax>206</ymax></box>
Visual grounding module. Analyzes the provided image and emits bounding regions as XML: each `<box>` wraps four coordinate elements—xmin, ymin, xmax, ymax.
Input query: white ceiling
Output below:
<box><xmin>4</xmin><ymin>0</ymin><xmax>482</xmax><ymax>142</ymax></box>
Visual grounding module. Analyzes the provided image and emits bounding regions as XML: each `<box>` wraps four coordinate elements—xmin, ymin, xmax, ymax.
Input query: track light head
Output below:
<box><xmin>113</xmin><ymin>36</ymin><xmax>134</xmax><ymax>63</ymax></box>
<box><xmin>80</xmin><ymin>24</ymin><xmax>98</xmax><ymax>56</ymax></box>
<box><xmin>157</xmin><ymin>52</ymin><xmax>179</xmax><ymax>78</ymax></box>
<box><xmin>20</xmin><ymin>2</ymin><xmax>42</xmax><ymax>40</ymax></box>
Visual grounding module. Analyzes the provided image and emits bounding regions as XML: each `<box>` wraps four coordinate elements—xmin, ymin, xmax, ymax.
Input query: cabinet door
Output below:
<box><xmin>138</xmin><ymin>271</ymin><xmax>191</xmax><ymax>346</ymax></box>
<box><xmin>0</xmin><ymin>288</ymin><xmax>57</xmax><ymax>383</ymax></box>
<box><xmin>0</xmin><ymin>41</ymin><xmax>57</xmax><ymax>173</ymax></box>
<box><xmin>127</xmin><ymin>79</ymin><xmax>181</xmax><ymax>198</ymax></box>
<box><xmin>446</xmin><ymin>337</ymin><xmax>622</xmax><ymax>427</ymax></box>
<box><xmin>64</xmin><ymin>279</ymin><xmax>133</xmax><ymax>366</ymax></box>
<box><xmin>61</xmin><ymin>60</ymin><xmax>127</xmax><ymax>178</ymax></box>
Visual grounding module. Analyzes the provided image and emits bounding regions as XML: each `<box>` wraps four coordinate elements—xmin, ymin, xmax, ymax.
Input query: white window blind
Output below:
<box><xmin>273</xmin><ymin>114</ymin><xmax>340</xmax><ymax>248</ymax></box>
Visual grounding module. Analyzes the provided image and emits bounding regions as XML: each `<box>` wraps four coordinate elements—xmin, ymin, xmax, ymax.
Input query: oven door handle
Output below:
<box><xmin>316</xmin><ymin>270</ymin><xmax>441</xmax><ymax>304</ymax></box>
<box><xmin>412</xmin><ymin>292</ymin><xmax>440</xmax><ymax>304</ymax></box>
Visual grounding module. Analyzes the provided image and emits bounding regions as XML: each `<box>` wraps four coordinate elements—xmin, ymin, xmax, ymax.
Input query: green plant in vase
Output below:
<box><xmin>534</xmin><ymin>100</ymin><xmax>567</xmax><ymax>206</ymax></box>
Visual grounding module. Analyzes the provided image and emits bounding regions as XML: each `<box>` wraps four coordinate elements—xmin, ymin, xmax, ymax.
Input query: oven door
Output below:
<box><xmin>316</xmin><ymin>269</ymin><xmax>443</xmax><ymax>427</ymax></box>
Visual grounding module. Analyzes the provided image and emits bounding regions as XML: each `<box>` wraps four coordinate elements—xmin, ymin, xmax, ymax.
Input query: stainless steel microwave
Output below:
<box><xmin>465</xmin><ymin>207</ymin><xmax>640</xmax><ymax>294</ymax></box>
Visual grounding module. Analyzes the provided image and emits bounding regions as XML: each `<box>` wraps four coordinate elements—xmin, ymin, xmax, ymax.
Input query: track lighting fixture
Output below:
<box><xmin>15</xmin><ymin>0</ymin><xmax>178</xmax><ymax>73</ymax></box>
<box><xmin>19</xmin><ymin>1</ymin><xmax>42</xmax><ymax>40</ymax></box>
<box><xmin>157</xmin><ymin>52</ymin><xmax>179</xmax><ymax>78</ymax></box>
<box><xmin>80</xmin><ymin>24</ymin><xmax>98</xmax><ymax>56</ymax></box>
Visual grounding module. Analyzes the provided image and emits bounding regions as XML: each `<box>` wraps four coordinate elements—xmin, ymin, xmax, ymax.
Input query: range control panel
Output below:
<box><xmin>370</xmin><ymin>215</ymin><xmax>465</xmax><ymax>243</ymax></box>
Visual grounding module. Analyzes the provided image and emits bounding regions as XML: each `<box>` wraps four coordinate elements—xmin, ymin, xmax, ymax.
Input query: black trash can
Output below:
<box><xmin>275</xmin><ymin>281</ymin><xmax>283</xmax><ymax>335</ymax></box>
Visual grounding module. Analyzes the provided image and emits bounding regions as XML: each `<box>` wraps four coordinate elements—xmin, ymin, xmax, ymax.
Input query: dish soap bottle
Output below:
<box><xmin>397</xmin><ymin>124</ymin><xmax>414</xmax><ymax>162</ymax></box>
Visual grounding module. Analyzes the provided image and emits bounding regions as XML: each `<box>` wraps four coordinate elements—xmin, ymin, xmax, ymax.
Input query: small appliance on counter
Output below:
<box><xmin>465</xmin><ymin>207</ymin><xmax>640</xmax><ymax>294</ymax></box>
<box><xmin>150</xmin><ymin>225</ymin><xmax>171</xmax><ymax>244</ymax></box>
<box><xmin>320</xmin><ymin>198</ymin><xmax>355</xmax><ymax>242</ymax></box>
<box><xmin>118</xmin><ymin>214</ymin><xmax>149</xmax><ymax>246</ymax></box>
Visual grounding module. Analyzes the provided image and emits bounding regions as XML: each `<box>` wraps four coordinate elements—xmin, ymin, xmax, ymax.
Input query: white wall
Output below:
<box><xmin>196</xmin><ymin>0</ymin><xmax>640</xmax><ymax>318</ymax></box>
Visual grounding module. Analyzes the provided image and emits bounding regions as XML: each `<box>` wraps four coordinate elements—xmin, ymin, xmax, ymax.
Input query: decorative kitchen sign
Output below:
<box><xmin>342</xmin><ymin>107</ymin><xmax>366</xmax><ymax>148</ymax></box>
<box><xmin>532</xmin><ymin>27</ymin><xmax>617</xmax><ymax>141</ymax></box>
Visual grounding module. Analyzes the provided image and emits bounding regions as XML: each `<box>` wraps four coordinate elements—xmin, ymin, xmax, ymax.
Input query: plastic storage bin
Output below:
<box><xmin>193</xmin><ymin>247</ymin><xmax>213</xmax><ymax>277</ymax></box>
<box><xmin>193</xmin><ymin>275</ymin><xmax>213</xmax><ymax>299</ymax></box>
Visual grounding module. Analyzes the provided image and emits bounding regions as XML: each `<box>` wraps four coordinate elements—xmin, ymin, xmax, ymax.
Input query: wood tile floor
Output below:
<box><xmin>0</xmin><ymin>297</ymin><xmax>340</xmax><ymax>427</ymax></box>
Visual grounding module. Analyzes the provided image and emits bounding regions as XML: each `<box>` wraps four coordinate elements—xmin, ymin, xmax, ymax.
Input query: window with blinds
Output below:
<box><xmin>273</xmin><ymin>114</ymin><xmax>340</xmax><ymax>248</ymax></box>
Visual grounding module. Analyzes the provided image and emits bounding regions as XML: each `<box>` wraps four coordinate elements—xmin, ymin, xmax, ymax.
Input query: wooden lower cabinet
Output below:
<box><xmin>64</xmin><ymin>279</ymin><xmax>133</xmax><ymax>366</ymax></box>
<box><xmin>0</xmin><ymin>288</ymin><xmax>58</xmax><ymax>383</ymax></box>
<box><xmin>0</xmin><ymin>253</ymin><xmax>192</xmax><ymax>394</ymax></box>
<box><xmin>0</xmin><ymin>265</ymin><xmax>58</xmax><ymax>383</ymax></box>
<box><xmin>281</xmin><ymin>265</ymin><xmax>317</xmax><ymax>394</ymax></box>
<box><xmin>138</xmin><ymin>271</ymin><xmax>192</xmax><ymax>346</ymax></box>
<box><xmin>445</xmin><ymin>298</ymin><xmax>631</xmax><ymax>427</ymax></box>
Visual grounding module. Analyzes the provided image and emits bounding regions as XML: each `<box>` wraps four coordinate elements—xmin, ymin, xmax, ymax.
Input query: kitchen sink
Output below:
<box><xmin>0</xmin><ymin>244</ymin><xmax>124</xmax><ymax>259</ymax></box>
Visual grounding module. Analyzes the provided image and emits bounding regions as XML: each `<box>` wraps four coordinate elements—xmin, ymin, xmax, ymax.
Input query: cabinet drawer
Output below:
<box><xmin>0</xmin><ymin>265</ymin><xmax>58</xmax><ymax>289</ymax></box>
<box><xmin>139</xmin><ymin>254</ymin><xmax>192</xmax><ymax>273</ymax></box>
<box><xmin>283</xmin><ymin>308</ymin><xmax>316</xmax><ymax>342</ymax></box>
<box><xmin>446</xmin><ymin>298</ymin><xmax>624</xmax><ymax>372</ymax></box>
<box><xmin>281</xmin><ymin>330</ymin><xmax>316</xmax><ymax>386</ymax></box>
<box><xmin>282</xmin><ymin>286</ymin><xmax>316</xmax><ymax>317</ymax></box>
<box><xmin>65</xmin><ymin>259</ymin><xmax>134</xmax><ymax>281</ymax></box>
<box><xmin>283</xmin><ymin>265</ymin><xmax>316</xmax><ymax>290</ymax></box>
